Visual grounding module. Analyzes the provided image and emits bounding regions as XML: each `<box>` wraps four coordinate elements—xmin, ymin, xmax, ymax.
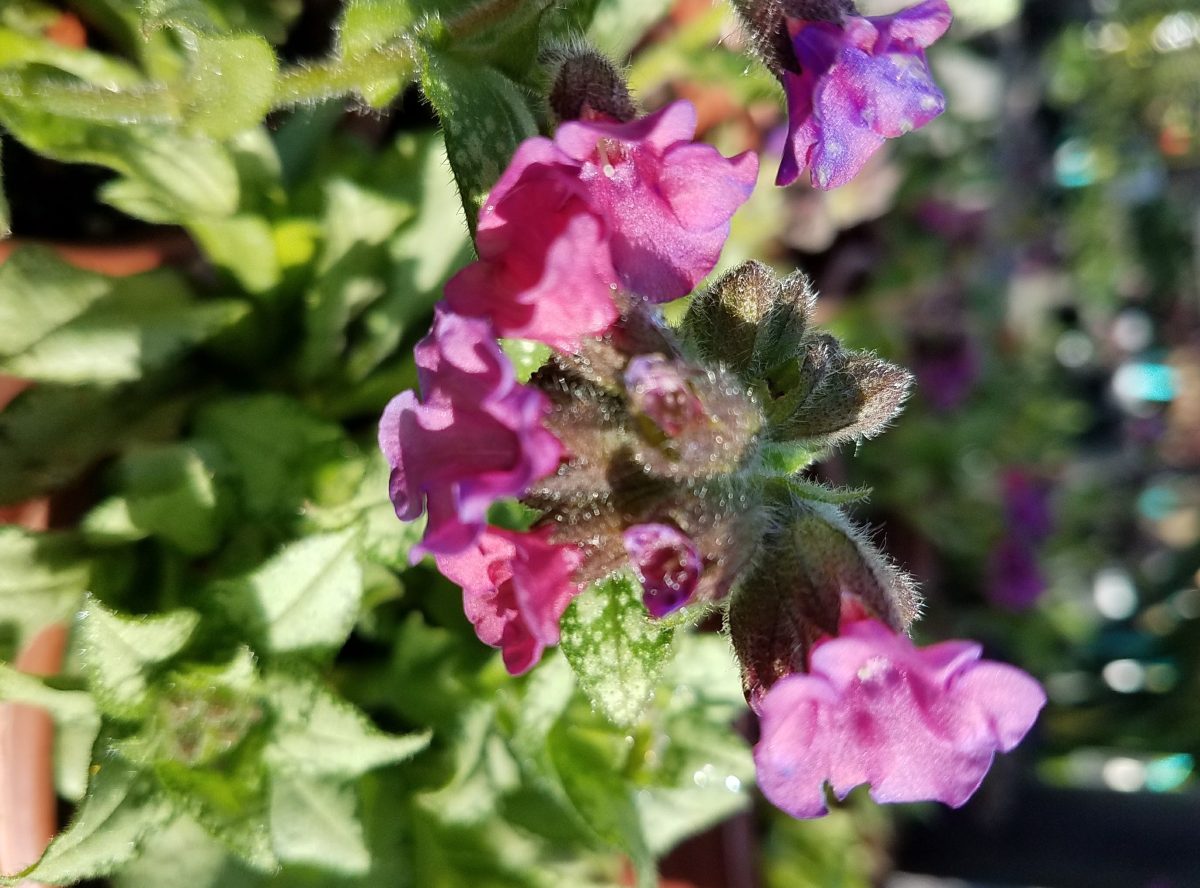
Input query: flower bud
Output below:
<box><xmin>547</xmin><ymin>45</ymin><xmax>636</xmax><ymax>123</ymax></box>
<box><xmin>682</xmin><ymin>261</ymin><xmax>813</xmax><ymax>379</ymax></box>
<box><xmin>729</xmin><ymin>502</ymin><xmax>919</xmax><ymax>702</ymax></box>
<box><xmin>769</xmin><ymin>343</ymin><xmax>912</xmax><ymax>447</ymax></box>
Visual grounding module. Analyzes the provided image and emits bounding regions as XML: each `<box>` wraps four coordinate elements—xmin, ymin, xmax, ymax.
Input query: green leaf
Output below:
<box><xmin>0</xmin><ymin>382</ymin><xmax>190</xmax><ymax>505</ymax></box>
<box><xmin>558</xmin><ymin>572</ymin><xmax>675</xmax><ymax>728</ymax></box>
<box><xmin>179</xmin><ymin>31</ymin><xmax>278</xmax><ymax>138</ymax></box>
<box><xmin>547</xmin><ymin>716</ymin><xmax>654</xmax><ymax>887</ymax></box>
<box><xmin>0</xmin><ymin>74</ymin><xmax>241</xmax><ymax>220</ymax></box>
<box><xmin>195</xmin><ymin>395</ymin><xmax>346</xmax><ymax>520</ymax></box>
<box><xmin>189</xmin><ymin>215</ymin><xmax>282</xmax><ymax>293</ymax></box>
<box><xmin>264</xmin><ymin>670</ymin><xmax>430</xmax><ymax>778</ymax></box>
<box><xmin>0</xmin><ymin>662</ymin><xmax>99</xmax><ymax>730</ymax></box>
<box><xmin>113</xmin><ymin>444</ymin><xmax>225</xmax><ymax>555</ymax></box>
<box><xmin>419</xmin><ymin>48</ymin><xmax>539</xmax><ymax>230</ymax></box>
<box><xmin>2</xmin><ymin>758</ymin><xmax>175</xmax><ymax>886</ymax></box>
<box><xmin>500</xmin><ymin>339</ymin><xmax>551</xmax><ymax>383</ymax></box>
<box><xmin>303</xmin><ymin>451</ymin><xmax>424</xmax><ymax>570</ymax></box>
<box><xmin>269</xmin><ymin>775</ymin><xmax>369</xmax><ymax>873</ymax></box>
<box><xmin>0</xmin><ymin>527</ymin><xmax>90</xmax><ymax>658</ymax></box>
<box><xmin>0</xmin><ymin>248</ymin><xmax>247</xmax><ymax>385</ymax></box>
<box><xmin>299</xmin><ymin>177</ymin><xmax>413</xmax><ymax>378</ymax></box>
<box><xmin>154</xmin><ymin>756</ymin><xmax>275</xmax><ymax>870</ymax></box>
<box><xmin>589</xmin><ymin>0</ymin><xmax>672</xmax><ymax>59</ymax></box>
<box><xmin>76</xmin><ymin>597</ymin><xmax>200</xmax><ymax>717</ymax></box>
<box><xmin>222</xmin><ymin>531</ymin><xmax>363</xmax><ymax>653</ymax></box>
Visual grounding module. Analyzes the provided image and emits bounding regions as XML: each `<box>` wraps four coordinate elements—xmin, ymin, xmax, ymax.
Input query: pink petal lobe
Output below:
<box><xmin>435</xmin><ymin>527</ymin><xmax>582</xmax><ymax>675</ymax></box>
<box><xmin>378</xmin><ymin>310</ymin><xmax>564</xmax><ymax>559</ymax></box>
<box><xmin>754</xmin><ymin>620</ymin><xmax>1045</xmax><ymax>819</ymax></box>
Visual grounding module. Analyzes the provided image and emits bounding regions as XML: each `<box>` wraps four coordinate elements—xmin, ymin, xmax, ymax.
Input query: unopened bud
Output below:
<box><xmin>728</xmin><ymin>502</ymin><xmax>919</xmax><ymax>702</ymax></box>
<box><xmin>772</xmin><ymin>346</ymin><xmax>911</xmax><ymax>446</ymax></box>
<box><xmin>682</xmin><ymin>261</ymin><xmax>813</xmax><ymax>379</ymax></box>
<box><xmin>780</xmin><ymin>0</ymin><xmax>857</xmax><ymax>22</ymax></box>
<box><xmin>547</xmin><ymin>46</ymin><xmax>636</xmax><ymax>123</ymax></box>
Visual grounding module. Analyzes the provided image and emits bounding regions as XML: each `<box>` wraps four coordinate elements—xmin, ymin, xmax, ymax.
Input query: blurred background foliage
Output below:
<box><xmin>0</xmin><ymin>0</ymin><xmax>1198</xmax><ymax>886</ymax></box>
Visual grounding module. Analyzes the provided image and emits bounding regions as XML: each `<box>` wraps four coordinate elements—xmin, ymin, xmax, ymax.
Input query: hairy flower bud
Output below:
<box><xmin>683</xmin><ymin>260</ymin><xmax>814</xmax><ymax>379</ymax></box>
<box><xmin>547</xmin><ymin>46</ymin><xmax>637</xmax><ymax>123</ymax></box>
<box><xmin>729</xmin><ymin>502</ymin><xmax>919</xmax><ymax>702</ymax></box>
<box><xmin>769</xmin><ymin>341</ymin><xmax>912</xmax><ymax>447</ymax></box>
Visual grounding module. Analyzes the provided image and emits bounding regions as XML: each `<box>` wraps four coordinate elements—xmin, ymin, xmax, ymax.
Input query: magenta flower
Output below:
<box><xmin>446</xmin><ymin>102</ymin><xmax>757</xmax><ymax>346</ymax></box>
<box><xmin>554</xmin><ymin>101</ymin><xmax>758</xmax><ymax>300</ymax></box>
<box><xmin>378</xmin><ymin>309</ymin><xmax>564</xmax><ymax>559</ymax></box>
<box><xmin>434</xmin><ymin>526</ymin><xmax>583</xmax><ymax>675</ymax></box>
<box><xmin>624</xmin><ymin>354</ymin><xmax>706</xmax><ymax>436</ymax></box>
<box><xmin>778</xmin><ymin>0</ymin><xmax>952</xmax><ymax>189</ymax></box>
<box><xmin>623</xmin><ymin>523</ymin><xmax>704</xmax><ymax>617</ymax></box>
<box><xmin>445</xmin><ymin>147</ymin><xmax>621</xmax><ymax>351</ymax></box>
<box><xmin>754</xmin><ymin>619</ymin><xmax>1045</xmax><ymax>818</ymax></box>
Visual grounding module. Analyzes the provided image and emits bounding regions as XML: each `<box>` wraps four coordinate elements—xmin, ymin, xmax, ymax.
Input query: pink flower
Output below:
<box><xmin>623</xmin><ymin>523</ymin><xmax>703</xmax><ymax>617</ymax></box>
<box><xmin>445</xmin><ymin>148</ymin><xmax>621</xmax><ymax>352</ymax></box>
<box><xmin>435</xmin><ymin>526</ymin><xmax>583</xmax><ymax>675</ymax></box>
<box><xmin>378</xmin><ymin>309</ymin><xmax>564</xmax><ymax>559</ymax></box>
<box><xmin>754</xmin><ymin>619</ymin><xmax>1045</xmax><ymax>818</ymax></box>
<box><xmin>778</xmin><ymin>0</ymin><xmax>952</xmax><ymax>189</ymax></box>
<box><xmin>445</xmin><ymin>101</ymin><xmax>758</xmax><ymax>347</ymax></box>
<box><xmin>554</xmin><ymin>101</ymin><xmax>758</xmax><ymax>300</ymax></box>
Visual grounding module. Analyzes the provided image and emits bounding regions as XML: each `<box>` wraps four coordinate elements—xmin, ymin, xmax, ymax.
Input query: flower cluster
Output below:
<box><xmin>380</xmin><ymin>97</ymin><xmax>758</xmax><ymax>672</ymax></box>
<box><xmin>381</xmin><ymin>37</ymin><xmax>1043</xmax><ymax>825</ymax></box>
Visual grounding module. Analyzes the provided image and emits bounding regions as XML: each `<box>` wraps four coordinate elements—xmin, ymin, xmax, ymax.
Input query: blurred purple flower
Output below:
<box><xmin>778</xmin><ymin>0</ymin><xmax>952</xmax><ymax>189</ymax></box>
<box><xmin>911</xmin><ymin>335</ymin><xmax>979</xmax><ymax>412</ymax></box>
<box><xmin>378</xmin><ymin>310</ymin><xmax>564</xmax><ymax>559</ymax></box>
<box><xmin>987</xmin><ymin>535</ymin><xmax>1045</xmax><ymax>612</ymax></box>
<box><xmin>623</xmin><ymin>523</ymin><xmax>703</xmax><ymax>617</ymax></box>
<box><xmin>754</xmin><ymin>619</ymin><xmax>1045</xmax><ymax>818</ymax></box>
<box><xmin>1001</xmin><ymin>469</ymin><xmax>1054</xmax><ymax>544</ymax></box>
<box><xmin>435</xmin><ymin>526</ymin><xmax>583</xmax><ymax>675</ymax></box>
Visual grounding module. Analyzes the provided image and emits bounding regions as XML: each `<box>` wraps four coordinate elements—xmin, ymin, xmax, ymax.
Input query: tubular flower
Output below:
<box><xmin>754</xmin><ymin>619</ymin><xmax>1046</xmax><ymax>818</ymax></box>
<box><xmin>445</xmin><ymin>101</ymin><xmax>758</xmax><ymax>348</ymax></box>
<box><xmin>778</xmin><ymin>0</ymin><xmax>952</xmax><ymax>189</ymax></box>
<box><xmin>378</xmin><ymin>309</ymin><xmax>563</xmax><ymax>559</ymax></box>
<box><xmin>435</xmin><ymin>526</ymin><xmax>583</xmax><ymax>675</ymax></box>
<box><xmin>623</xmin><ymin>523</ymin><xmax>704</xmax><ymax>617</ymax></box>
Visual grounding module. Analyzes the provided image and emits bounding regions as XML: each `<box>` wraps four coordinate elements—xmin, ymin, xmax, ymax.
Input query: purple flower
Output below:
<box><xmin>754</xmin><ymin>619</ymin><xmax>1045</xmax><ymax>818</ymax></box>
<box><xmin>986</xmin><ymin>535</ymin><xmax>1045</xmax><ymax>612</ymax></box>
<box><xmin>378</xmin><ymin>309</ymin><xmax>564</xmax><ymax>559</ymax></box>
<box><xmin>778</xmin><ymin>0</ymin><xmax>952</xmax><ymax>189</ymax></box>
<box><xmin>623</xmin><ymin>523</ymin><xmax>704</xmax><ymax>617</ymax></box>
<box><xmin>911</xmin><ymin>334</ymin><xmax>979</xmax><ymax>413</ymax></box>
<box><xmin>446</xmin><ymin>101</ymin><xmax>757</xmax><ymax>346</ymax></box>
<box><xmin>435</xmin><ymin>526</ymin><xmax>583</xmax><ymax>675</ymax></box>
<box><xmin>1001</xmin><ymin>469</ymin><xmax>1054</xmax><ymax>544</ymax></box>
<box><xmin>624</xmin><ymin>354</ymin><xmax>707</xmax><ymax>436</ymax></box>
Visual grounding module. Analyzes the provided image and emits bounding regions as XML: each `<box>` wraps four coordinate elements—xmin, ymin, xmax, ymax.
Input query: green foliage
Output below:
<box><xmin>559</xmin><ymin>573</ymin><xmax>676</xmax><ymax>728</ymax></box>
<box><xmin>0</xmin><ymin>528</ymin><xmax>91</xmax><ymax>657</ymax></box>
<box><xmin>0</xmin><ymin>1</ymin><xmax>767</xmax><ymax>885</ymax></box>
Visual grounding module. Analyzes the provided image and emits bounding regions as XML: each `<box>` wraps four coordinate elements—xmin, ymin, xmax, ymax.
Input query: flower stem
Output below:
<box><xmin>271</xmin><ymin>35</ymin><xmax>419</xmax><ymax>108</ymax></box>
